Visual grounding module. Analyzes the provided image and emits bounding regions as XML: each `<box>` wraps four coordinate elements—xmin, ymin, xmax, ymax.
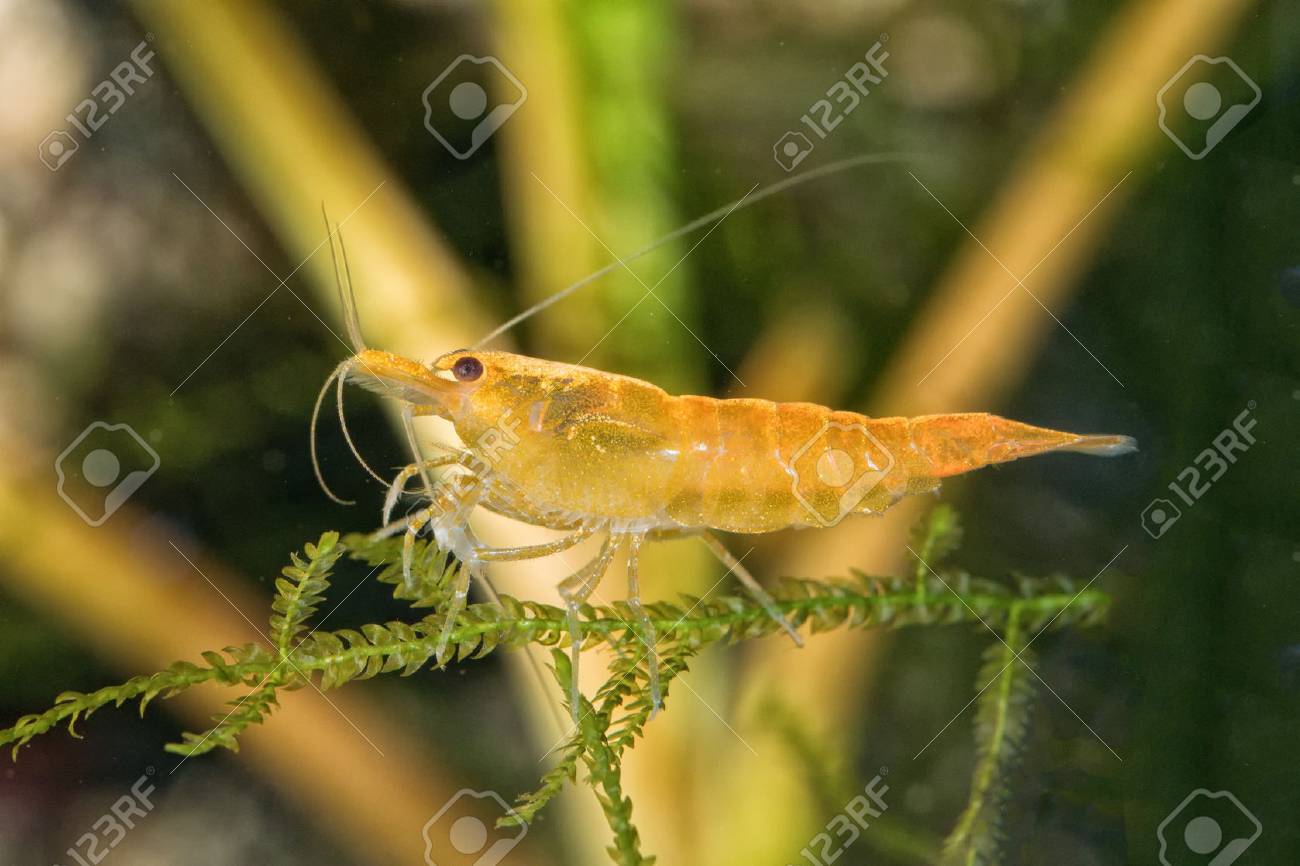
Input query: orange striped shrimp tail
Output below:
<box><xmin>900</xmin><ymin>413</ymin><xmax>1136</xmax><ymax>479</ymax></box>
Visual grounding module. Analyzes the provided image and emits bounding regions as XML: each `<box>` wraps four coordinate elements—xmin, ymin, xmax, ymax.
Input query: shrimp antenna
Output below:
<box><xmin>323</xmin><ymin>203</ymin><xmax>367</xmax><ymax>354</ymax></box>
<box><xmin>314</xmin><ymin>208</ymin><xmax>389</xmax><ymax>495</ymax></box>
<box><xmin>311</xmin><ymin>358</ymin><xmax>356</xmax><ymax>505</ymax></box>
<box><xmin>336</xmin><ymin>367</ymin><xmax>389</xmax><ymax>486</ymax></box>
<box><xmin>474</xmin><ymin>151</ymin><xmax>925</xmax><ymax>347</ymax></box>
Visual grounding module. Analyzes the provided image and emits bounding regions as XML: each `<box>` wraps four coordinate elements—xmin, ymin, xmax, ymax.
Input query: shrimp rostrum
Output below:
<box><xmin>324</xmin><ymin>344</ymin><xmax>1134</xmax><ymax>714</ymax></box>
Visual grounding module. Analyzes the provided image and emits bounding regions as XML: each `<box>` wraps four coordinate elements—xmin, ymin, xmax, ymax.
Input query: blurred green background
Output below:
<box><xmin>0</xmin><ymin>0</ymin><xmax>1296</xmax><ymax>864</ymax></box>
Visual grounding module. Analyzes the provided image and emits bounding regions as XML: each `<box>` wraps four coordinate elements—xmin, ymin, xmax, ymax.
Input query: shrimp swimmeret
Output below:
<box><xmin>310</xmin><ymin>158</ymin><xmax>1136</xmax><ymax>716</ymax></box>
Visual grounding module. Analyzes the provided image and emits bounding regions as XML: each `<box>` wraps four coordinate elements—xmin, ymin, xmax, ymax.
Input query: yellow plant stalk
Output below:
<box><xmin>488</xmin><ymin>3</ymin><xmax>713</xmax><ymax>863</ymax></box>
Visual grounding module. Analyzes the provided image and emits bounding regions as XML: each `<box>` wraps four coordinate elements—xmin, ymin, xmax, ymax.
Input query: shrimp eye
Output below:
<box><xmin>452</xmin><ymin>355</ymin><xmax>484</xmax><ymax>382</ymax></box>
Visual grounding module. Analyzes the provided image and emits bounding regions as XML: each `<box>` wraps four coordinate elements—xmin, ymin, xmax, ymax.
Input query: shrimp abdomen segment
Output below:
<box><xmin>842</xmin><ymin>412</ymin><xmax>1136</xmax><ymax>518</ymax></box>
<box><xmin>663</xmin><ymin>396</ymin><xmax>836</xmax><ymax>532</ymax></box>
<box><xmin>889</xmin><ymin>413</ymin><xmax>1137</xmax><ymax>479</ymax></box>
<box><xmin>662</xmin><ymin>402</ymin><xmax>1134</xmax><ymax>532</ymax></box>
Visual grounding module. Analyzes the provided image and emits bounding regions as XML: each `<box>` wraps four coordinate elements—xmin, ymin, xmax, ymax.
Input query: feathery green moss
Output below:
<box><xmin>1</xmin><ymin>507</ymin><xmax>1111</xmax><ymax>864</ymax></box>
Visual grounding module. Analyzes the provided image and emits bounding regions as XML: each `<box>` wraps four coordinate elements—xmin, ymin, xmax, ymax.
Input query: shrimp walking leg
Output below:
<box><xmin>557</xmin><ymin>535</ymin><xmax>620</xmax><ymax>720</ymax></box>
<box><xmin>624</xmin><ymin>533</ymin><xmax>662</xmax><ymax>715</ymax></box>
<box><xmin>700</xmin><ymin>532</ymin><xmax>804</xmax><ymax>647</ymax></box>
<box><xmin>383</xmin><ymin>452</ymin><xmax>478</xmax><ymax>525</ymax></box>
<box><xmin>474</xmin><ymin>527</ymin><xmax>599</xmax><ymax>561</ymax></box>
<box><xmin>434</xmin><ymin>561</ymin><xmax>475</xmax><ymax>663</ymax></box>
<box><xmin>427</xmin><ymin>481</ymin><xmax>488</xmax><ymax>662</ymax></box>
<box><xmin>401</xmin><ymin>507</ymin><xmax>434</xmax><ymax>591</ymax></box>
<box><xmin>393</xmin><ymin>473</ymin><xmax>485</xmax><ymax>594</ymax></box>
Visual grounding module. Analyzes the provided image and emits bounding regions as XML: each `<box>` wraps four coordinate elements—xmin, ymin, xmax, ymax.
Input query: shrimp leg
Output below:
<box><xmin>383</xmin><ymin>452</ymin><xmax>478</xmax><ymax>525</ymax></box>
<box><xmin>557</xmin><ymin>535</ymin><xmax>619</xmax><ymax>721</ymax></box>
<box><xmin>389</xmin><ymin>468</ymin><xmax>483</xmax><ymax>610</ymax></box>
<box><xmin>398</xmin><ymin>494</ymin><xmax>476</xmax><ymax>598</ymax></box>
<box><xmin>381</xmin><ymin>453</ymin><xmax>484</xmax><ymax>594</ymax></box>
<box><xmin>624</xmin><ymin>533</ymin><xmax>662</xmax><ymax>715</ymax></box>
<box><xmin>432</xmin><ymin>562</ymin><xmax>476</xmax><ymax>664</ymax></box>
<box><xmin>473</xmin><ymin>527</ymin><xmax>598</xmax><ymax>561</ymax></box>
<box><xmin>700</xmin><ymin>532</ymin><xmax>803</xmax><ymax>647</ymax></box>
<box><xmin>396</xmin><ymin>477</ymin><xmax>478</xmax><ymax>593</ymax></box>
<box><xmin>402</xmin><ymin>506</ymin><xmax>435</xmax><ymax>590</ymax></box>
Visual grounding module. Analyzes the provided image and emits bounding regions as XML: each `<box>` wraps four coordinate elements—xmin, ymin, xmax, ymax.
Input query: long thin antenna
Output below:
<box><xmin>474</xmin><ymin>152</ymin><xmax>924</xmax><ymax>347</ymax></box>
<box><xmin>336</xmin><ymin>367</ymin><xmax>389</xmax><ymax>485</ymax></box>
<box><xmin>311</xmin><ymin>359</ymin><xmax>355</xmax><ymax>505</ymax></box>
<box><xmin>322</xmin><ymin>203</ymin><xmax>367</xmax><ymax>354</ymax></box>
<box><xmin>315</xmin><ymin>206</ymin><xmax>388</xmax><ymax>490</ymax></box>
<box><xmin>339</xmin><ymin>230</ymin><xmax>366</xmax><ymax>354</ymax></box>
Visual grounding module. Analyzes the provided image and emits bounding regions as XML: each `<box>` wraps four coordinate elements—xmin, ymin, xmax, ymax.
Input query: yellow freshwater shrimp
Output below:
<box><xmin>310</xmin><ymin>156</ymin><xmax>1136</xmax><ymax>715</ymax></box>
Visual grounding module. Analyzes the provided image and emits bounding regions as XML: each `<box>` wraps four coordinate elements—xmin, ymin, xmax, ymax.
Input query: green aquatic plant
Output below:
<box><xmin>0</xmin><ymin>507</ymin><xmax>1110</xmax><ymax>865</ymax></box>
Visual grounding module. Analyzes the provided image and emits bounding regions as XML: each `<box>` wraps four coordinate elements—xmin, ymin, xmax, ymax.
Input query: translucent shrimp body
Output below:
<box><xmin>342</xmin><ymin>346</ymin><xmax>1134</xmax><ymax>716</ymax></box>
<box><xmin>350</xmin><ymin>347</ymin><xmax>1135</xmax><ymax>536</ymax></box>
